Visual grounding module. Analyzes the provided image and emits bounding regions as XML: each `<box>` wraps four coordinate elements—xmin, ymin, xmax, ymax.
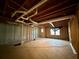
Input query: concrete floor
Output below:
<box><xmin>0</xmin><ymin>38</ymin><xmax>77</xmax><ymax>59</ymax></box>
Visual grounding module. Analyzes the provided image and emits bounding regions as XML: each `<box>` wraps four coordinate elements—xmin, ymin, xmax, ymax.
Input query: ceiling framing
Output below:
<box><xmin>0</xmin><ymin>0</ymin><xmax>79</xmax><ymax>27</ymax></box>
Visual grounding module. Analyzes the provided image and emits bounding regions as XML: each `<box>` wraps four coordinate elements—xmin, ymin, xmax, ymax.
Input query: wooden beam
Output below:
<box><xmin>34</xmin><ymin>3</ymin><xmax>77</xmax><ymax>20</ymax></box>
<box><xmin>35</xmin><ymin>10</ymin><xmax>67</xmax><ymax>21</ymax></box>
<box><xmin>34</xmin><ymin>0</ymin><xmax>69</xmax><ymax>17</ymax></box>
<box><xmin>20</xmin><ymin>10</ymin><xmax>38</xmax><ymax>24</ymax></box>
<box><xmin>16</xmin><ymin>0</ymin><xmax>47</xmax><ymax>21</ymax></box>
<box><xmin>38</xmin><ymin>15</ymin><xmax>73</xmax><ymax>25</ymax></box>
<box><xmin>10</xmin><ymin>0</ymin><xmax>27</xmax><ymax>11</ymax></box>
<box><xmin>13</xmin><ymin>10</ymin><xmax>38</xmax><ymax>24</ymax></box>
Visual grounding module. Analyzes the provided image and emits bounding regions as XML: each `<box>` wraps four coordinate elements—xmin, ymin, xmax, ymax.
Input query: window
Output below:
<box><xmin>50</xmin><ymin>29</ymin><xmax>54</xmax><ymax>35</ymax></box>
<box><xmin>50</xmin><ymin>28</ymin><xmax>60</xmax><ymax>35</ymax></box>
<box><xmin>41</xmin><ymin>28</ymin><xmax>44</xmax><ymax>32</ymax></box>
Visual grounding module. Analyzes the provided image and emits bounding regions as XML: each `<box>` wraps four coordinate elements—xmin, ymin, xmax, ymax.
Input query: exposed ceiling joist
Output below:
<box><xmin>12</xmin><ymin>8</ymin><xmax>38</xmax><ymax>19</ymax></box>
<box><xmin>16</xmin><ymin>0</ymin><xmax>47</xmax><ymax>21</ymax></box>
<box><xmin>14</xmin><ymin>15</ymin><xmax>73</xmax><ymax>25</ymax></box>
<box><xmin>10</xmin><ymin>0</ymin><xmax>27</xmax><ymax>11</ymax></box>
<box><xmin>34</xmin><ymin>0</ymin><xmax>69</xmax><ymax>17</ymax></box>
<box><xmin>21</xmin><ymin>10</ymin><xmax>38</xmax><ymax>24</ymax></box>
<box><xmin>35</xmin><ymin>3</ymin><xmax>76</xmax><ymax>20</ymax></box>
<box><xmin>0</xmin><ymin>0</ymin><xmax>78</xmax><ymax>24</ymax></box>
<box><xmin>38</xmin><ymin>15</ymin><xmax>73</xmax><ymax>25</ymax></box>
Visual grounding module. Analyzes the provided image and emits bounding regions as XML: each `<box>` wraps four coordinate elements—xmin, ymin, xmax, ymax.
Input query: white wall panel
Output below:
<box><xmin>0</xmin><ymin>23</ymin><xmax>39</xmax><ymax>45</ymax></box>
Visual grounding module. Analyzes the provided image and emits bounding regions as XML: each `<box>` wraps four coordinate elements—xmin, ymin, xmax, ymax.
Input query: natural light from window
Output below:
<box><xmin>41</xmin><ymin>28</ymin><xmax>44</xmax><ymax>32</ymax></box>
<box><xmin>50</xmin><ymin>28</ymin><xmax>60</xmax><ymax>35</ymax></box>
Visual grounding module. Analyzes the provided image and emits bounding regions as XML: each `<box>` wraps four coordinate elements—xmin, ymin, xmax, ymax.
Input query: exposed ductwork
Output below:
<box><xmin>38</xmin><ymin>15</ymin><xmax>74</xmax><ymax>25</ymax></box>
<box><xmin>16</xmin><ymin>20</ymin><xmax>32</xmax><ymax>25</ymax></box>
<box><xmin>49</xmin><ymin>22</ymin><xmax>55</xmax><ymax>27</ymax></box>
<box><xmin>12</xmin><ymin>0</ymin><xmax>47</xmax><ymax>24</ymax></box>
<box><xmin>16</xmin><ymin>15</ymin><xmax>73</xmax><ymax>26</ymax></box>
<box><xmin>16</xmin><ymin>9</ymin><xmax>38</xmax><ymax>24</ymax></box>
<box><xmin>21</xmin><ymin>9</ymin><xmax>38</xmax><ymax>20</ymax></box>
<box><xmin>16</xmin><ymin>0</ymin><xmax>47</xmax><ymax>20</ymax></box>
<box><xmin>29</xmin><ymin>19</ymin><xmax>38</xmax><ymax>24</ymax></box>
<box><xmin>11</xmin><ymin>0</ymin><xmax>73</xmax><ymax>26</ymax></box>
<box><xmin>11</xmin><ymin>11</ymin><xmax>27</xmax><ymax>17</ymax></box>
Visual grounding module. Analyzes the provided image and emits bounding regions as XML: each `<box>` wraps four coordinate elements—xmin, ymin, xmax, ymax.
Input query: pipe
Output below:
<box><xmin>16</xmin><ymin>0</ymin><xmax>47</xmax><ymax>20</ymax></box>
<box><xmin>38</xmin><ymin>15</ymin><xmax>74</xmax><ymax>25</ymax></box>
<box><xmin>21</xmin><ymin>9</ymin><xmax>38</xmax><ymax>20</ymax></box>
<box><xmin>11</xmin><ymin>11</ymin><xmax>27</xmax><ymax>17</ymax></box>
<box><xmin>29</xmin><ymin>19</ymin><xmax>38</xmax><ymax>24</ymax></box>
<box><xmin>21</xmin><ymin>17</ymin><xmax>29</xmax><ymax>20</ymax></box>
<box><xmin>16</xmin><ymin>15</ymin><xmax>73</xmax><ymax>25</ymax></box>
<box><xmin>16</xmin><ymin>20</ymin><xmax>26</xmax><ymax>24</ymax></box>
<box><xmin>49</xmin><ymin>22</ymin><xmax>55</xmax><ymax>27</ymax></box>
<box><xmin>15</xmin><ymin>7</ymin><xmax>38</xmax><ymax>24</ymax></box>
<box><xmin>28</xmin><ymin>9</ymin><xmax>38</xmax><ymax>18</ymax></box>
<box><xmin>16</xmin><ymin>20</ymin><xmax>32</xmax><ymax>25</ymax></box>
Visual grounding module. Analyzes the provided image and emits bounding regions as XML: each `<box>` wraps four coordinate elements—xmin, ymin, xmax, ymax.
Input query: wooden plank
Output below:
<box><xmin>0</xmin><ymin>39</ymin><xmax>77</xmax><ymax>59</ymax></box>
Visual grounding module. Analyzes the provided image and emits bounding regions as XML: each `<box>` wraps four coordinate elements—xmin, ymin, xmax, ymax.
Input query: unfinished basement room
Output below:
<box><xmin>0</xmin><ymin>0</ymin><xmax>79</xmax><ymax>59</ymax></box>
